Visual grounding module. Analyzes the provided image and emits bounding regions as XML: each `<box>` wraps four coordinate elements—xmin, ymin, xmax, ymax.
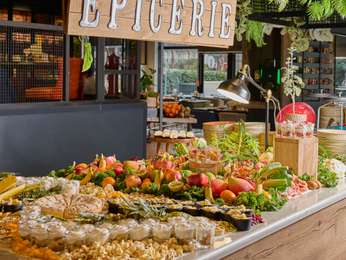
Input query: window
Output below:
<box><xmin>203</xmin><ymin>53</ymin><xmax>228</xmax><ymax>97</ymax></box>
<box><xmin>104</xmin><ymin>39</ymin><xmax>140</xmax><ymax>99</ymax></box>
<box><xmin>202</xmin><ymin>52</ymin><xmax>242</xmax><ymax>97</ymax></box>
<box><xmin>163</xmin><ymin>48</ymin><xmax>198</xmax><ymax>96</ymax></box>
<box><xmin>335</xmin><ymin>36</ymin><xmax>346</xmax><ymax>95</ymax></box>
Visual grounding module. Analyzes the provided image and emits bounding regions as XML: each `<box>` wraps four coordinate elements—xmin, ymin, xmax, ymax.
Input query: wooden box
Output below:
<box><xmin>274</xmin><ymin>136</ymin><xmax>318</xmax><ymax>178</ymax></box>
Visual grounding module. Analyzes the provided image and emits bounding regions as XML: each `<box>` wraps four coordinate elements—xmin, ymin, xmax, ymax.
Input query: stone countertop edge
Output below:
<box><xmin>187</xmin><ymin>181</ymin><xmax>346</xmax><ymax>260</ymax></box>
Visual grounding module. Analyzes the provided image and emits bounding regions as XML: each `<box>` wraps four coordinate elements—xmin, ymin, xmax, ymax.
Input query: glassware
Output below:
<box><xmin>110</xmin><ymin>225</ymin><xmax>129</xmax><ymax>241</ymax></box>
<box><xmin>129</xmin><ymin>224</ymin><xmax>151</xmax><ymax>241</ymax></box>
<box><xmin>174</xmin><ymin>222</ymin><xmax>195</xmax><ymax>243</ymax></box>
<box><xmin>196</xmin><ymin>223</ymin><xmax>216</xmax><ymax>246</ymax></box>
<box><xmin>152</xmin><ymin>223</ymin><xmax>172</xmax><ymax>241</ymax></box>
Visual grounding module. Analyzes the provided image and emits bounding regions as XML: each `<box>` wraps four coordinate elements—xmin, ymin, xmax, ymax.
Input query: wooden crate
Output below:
<box><xmin>274</xmin><ymin>136</ymin><xmax>318</xmax><ymax>178</ymax></box>
<box><xmin>258</xmin><ymin>131</ymin><xmax>276</xmax><ymax>152</ymax></box>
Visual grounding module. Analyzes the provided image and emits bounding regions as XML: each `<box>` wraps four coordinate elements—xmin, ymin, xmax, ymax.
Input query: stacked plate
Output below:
<box><xmin>317</xmin><ymin>129</ymin><xmax>346</xmax><ymax>155</ymax></box>
<box><xmin>319</xmin><ymin>104</ymin><xmax>343</xmax><ymax>128</ymax></box>
<box><xmin>234</xmin><ymin>122</ymin><xmax>267</xmax><ymax>137</ymax></box>
<box><xmin>203</xmin><ymin>121</ymin><xmax>234</xmax><ymax>144</ymax></box>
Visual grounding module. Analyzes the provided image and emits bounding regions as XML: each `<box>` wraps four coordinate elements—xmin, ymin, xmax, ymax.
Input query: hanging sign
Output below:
<box><xmin>67</xmin><ymin>0</ymin><xmax>237</xmax><ymax>47</ymax></box>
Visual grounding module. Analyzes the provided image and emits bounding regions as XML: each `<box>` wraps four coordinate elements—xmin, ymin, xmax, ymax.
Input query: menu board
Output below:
<box><xmin>66</xmin><ymin>0</ymin><xmax>237</xmax><ymax>47</ymax></box>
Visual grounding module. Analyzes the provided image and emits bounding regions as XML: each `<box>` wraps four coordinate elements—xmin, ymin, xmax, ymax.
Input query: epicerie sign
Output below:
<box><xmin>67</xmin><ymin>0</ymin><xmax>237</xmax><ymax>47</ymax></box>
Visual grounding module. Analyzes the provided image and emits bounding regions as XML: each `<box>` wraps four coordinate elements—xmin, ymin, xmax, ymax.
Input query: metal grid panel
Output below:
<box><xmin>249</xmin><ymin>0</ymin><xmax>346</xmax><ymax>28</ymax></box>
<box><xmin>305</xmin><ymin>13</ymin><xmax>346</xmax><ymax>28</ymax></box>
<box><xmin>0</xmin><ymin>22</ymin><xmax>64</xmax><ymax>103</ymax></box>
<box><xmin>251</xmin><ymin>0</ymin><xmax>303</xmax><ymax>14</ymax></box>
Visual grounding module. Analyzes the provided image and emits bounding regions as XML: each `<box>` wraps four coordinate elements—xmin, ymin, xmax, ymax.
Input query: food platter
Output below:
<box><xmin>0</xmin><ymin>122</ymin><xmax>345</xmax><ymax>260</ymax></box>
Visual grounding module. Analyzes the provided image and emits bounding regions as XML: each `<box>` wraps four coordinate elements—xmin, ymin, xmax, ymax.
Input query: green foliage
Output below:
<box><xmin>140</xmin><ymin>68</ymin><xmax>156</xmax><ymax>92</ymax></box>
<box><xmin>299</xmin><ymin>174</ymin><xmax>312</xmax><ymax>181</ymax></box>
<box><xmin>236</xmin><ymin>0</ymin><xmax>266</xmax><ymax>47</ymax></box>
<box><xmin>270</xmin><ymin>0</ymin><xmax>346</xmax><ymax>20</ymax></box>
<box><xmin>318</xmin><ymin>163</ymin><xmax>338</xmax><ymax>187</ymax></box>
<box><xmin>281</xmin><ymin>47</ymin><xmax>305</xmax><ymax>105</ymax></box>
<box><xmin>308</xmin><ymin>1</ymin><xmax>327</xmax><ymax>20</ymax></box>
<box><xmin>234</xmin><ymin>189</ymin><xmax>287</xmax><ymax>213</ymax></box>
<box><xmin>165</xmin><ymin>69</ymin><xmax>226</xmax><ymax>88</ymax></box>
<box><xmin>245</xmin><ymin>21</ymin><xmax>266</xmax><ymax>47</ymax></box>
<box><xmin>332</xmin><ymin>0</ymin><xmax>346</xmax><ymax>17</ymax></box>
<box><xmin>212</xmin><ymin>121</ymin><xmax>260</xmax><ymax>163</ymax></box>
<box><xmin>268</xmin><ymin>0</ymin><xmax>289</xmax><ymax>11</ymax></box>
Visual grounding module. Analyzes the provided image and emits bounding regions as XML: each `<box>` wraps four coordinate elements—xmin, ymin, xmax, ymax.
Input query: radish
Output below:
<box><xmin>114</xmin><ymin>166</ymin><xmax>123</xmax><ymax>176</ymax></box>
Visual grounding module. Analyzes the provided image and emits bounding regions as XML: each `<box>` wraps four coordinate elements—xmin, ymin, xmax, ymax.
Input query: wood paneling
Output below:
<box><xmin>67</xmin><ymin>0</ymin><xmax>236</xmax><ymax>47</ymax></box>
<box><xmin>225</xmin><ymin>198</ymin><xmax>346</xmax><ymax>260</ymax></box>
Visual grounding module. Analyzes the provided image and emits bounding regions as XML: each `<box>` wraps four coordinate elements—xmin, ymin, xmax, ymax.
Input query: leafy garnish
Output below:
<box><xmin>212</xmin><ymin>121</ymin><xmax>260</xmax><ymax>163</ymax></box>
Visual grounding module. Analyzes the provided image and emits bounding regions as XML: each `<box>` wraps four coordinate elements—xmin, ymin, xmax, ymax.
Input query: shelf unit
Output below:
<box><xmin>0</xmin><ymin>21</ymin><xmax>64</xmax><ymax>103</ymax></box>
<box><xmin>294</xmin><ymin>40</ymin><xmax>334</xmax><ymax>103</ymax></box>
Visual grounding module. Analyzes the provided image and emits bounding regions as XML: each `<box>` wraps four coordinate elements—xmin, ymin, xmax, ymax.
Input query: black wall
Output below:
<box><xmin>0</xmin><ymin>101</ymin><xmax>146</xmax><ymax>176</ymax></box>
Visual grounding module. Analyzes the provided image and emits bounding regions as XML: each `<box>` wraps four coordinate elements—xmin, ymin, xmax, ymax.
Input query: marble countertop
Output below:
<box><xmin>186</xmin><ymin>179</ymin><xmax>346</xmax><ymax>260</ymax></box>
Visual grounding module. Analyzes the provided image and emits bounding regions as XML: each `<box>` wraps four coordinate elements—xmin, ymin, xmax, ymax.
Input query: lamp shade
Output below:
<box><xmin>217</xmin><ymin>76</ymin><xmax>251</xmax><ymax>104</ymax></box>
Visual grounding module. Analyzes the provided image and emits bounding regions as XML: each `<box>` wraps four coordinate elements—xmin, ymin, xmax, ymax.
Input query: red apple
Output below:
<box><xmin>200</xmin><ymin>174</ymin><xmax>209</xmax><ymax>187</ymax></box>
<box><xmin>211</xmin><ymin>179</ymin><xmax>228</xmax><ymax>197</ymax></box>
<box><xmin>187</xmin><ymin>173</ymin><xmax>209</xmax><ymax>187</ymax></box>
<box><xmin>114</xmin><ymin>166</ymin><xmax>123</xmax><ymax>176</ymax></box>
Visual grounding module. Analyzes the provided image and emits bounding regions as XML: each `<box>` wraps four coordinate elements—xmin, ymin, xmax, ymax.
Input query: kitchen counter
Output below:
<box><xmin>187</xmin><ymin>179</ymin><xmax>346</xmax><ymax>260</ymax></box>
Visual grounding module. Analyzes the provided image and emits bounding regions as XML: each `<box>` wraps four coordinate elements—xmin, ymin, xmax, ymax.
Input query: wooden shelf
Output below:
<box><xmin>147</xmin><ymin>117</ymin><xmax>197</xmax><ymax>124</ymax></box>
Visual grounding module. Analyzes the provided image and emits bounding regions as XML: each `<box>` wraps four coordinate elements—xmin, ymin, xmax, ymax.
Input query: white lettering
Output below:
<box><xmin>220</xmin><ymin>3</ymin><xmax>232</xmax><ymax>39</ymax></box>
<box><xmin>208</xmin><ymin>1</ymin><xmax>217</xmax><ymax>37</ymax></box>
<box><xmin>133</xmin><ymin>0</ymin><xmax>143</xmax><ymax>32</ymax></box>
<box><xmin>80</xmin><ymin>0</ymin><xmax>100</xmax><ymax>28</ymax></box>
<box><xmin>108</xmin><ymin>0</ymin><xmax>128</xmax><ymax>29</ymax></box>
<box><xmin>169</xmin><ymin>0</ymin><xmax>184</xmax><ymax>35</ymax></box>
<box><xmin>150</xmin><ymin>0</ymin><xmax>163</xmax><ymax>33</ymax></box>
<box><xmin>190</xmin><ymin>0</ymin><xmax>204</xmax><ymax>37</ymax></box>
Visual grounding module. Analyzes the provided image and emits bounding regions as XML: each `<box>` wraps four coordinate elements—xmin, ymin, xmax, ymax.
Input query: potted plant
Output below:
<box><xmin>281</xmin><ymin>47</ymin><xmax>305</xmax><ymax>121</ymax></box>
<box><xmin>140</xmin><ymin>68</ymin><xmax>158</xmax><ymax>108</ymax></box>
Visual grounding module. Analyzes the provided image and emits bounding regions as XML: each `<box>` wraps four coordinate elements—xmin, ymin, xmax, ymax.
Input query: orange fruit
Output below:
<box><xmin>141</xmin><ymin>178</ymin><xmax>152</xmax><ymax>189</ymax></box>
<box><xmin>220</xmin><ymin>190</ymin><xmax>236</xmax><ymax>203</ymax></box>
<box><xmin>102</xmin><ymin>177</ymin><xmax>116</xmax><ymax>187</ymax></box>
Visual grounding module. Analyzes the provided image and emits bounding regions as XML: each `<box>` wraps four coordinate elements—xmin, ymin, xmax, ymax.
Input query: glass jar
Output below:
<box><xmin>174</xmin><ymin>222</ymin><xmax>195</xmax><ymax>243</ymax></box>
<box><xmin>129</xmin><ymin>224</ymin><xmax>151</xmax><ymax>241</ymax></box>
<box><xmin>110</xmin><ymin>225</ymin><xmax>129</xmax><ymax>241</ymax></box>
<box><xmin>196</xmin><ymin>223</ymin><xmax>216</xmax><ymax>246</ymax></box>
<box><xmin>152</xmin><ymin>223</ymin><xmax>172</xmax><ymax>241</ymax></box>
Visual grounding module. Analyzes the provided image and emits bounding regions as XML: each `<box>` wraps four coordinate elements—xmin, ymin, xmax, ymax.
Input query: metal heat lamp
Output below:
<box><xmin>217</xmin><ymin>64</ymin><xmax>280</xmax><ymax>149</ymax></box>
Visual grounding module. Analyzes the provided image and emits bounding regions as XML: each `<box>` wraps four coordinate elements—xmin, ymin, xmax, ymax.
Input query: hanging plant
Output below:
<box><xmin>281</xmin><ymin>47</ymin><xmax>305</xmax><ymax>113</ymax></box>
<box><xmin>267</xmin><ymin>0</ymin><xmax>289</xmax><ymax>12</ymax></box>
<box><xmin>236</xmin><ymin>0</ymin><xmax>266</xmax><ymax>47</ymax></box>
<box><xmin>267</xmin><ymin>0</ymin><xmax>346</xmax><ymax>20</ymax></box>
<box><xmin>280</xmin><ymin>20</ymin><xmax>310</xmax><ymax>52</ymax></box>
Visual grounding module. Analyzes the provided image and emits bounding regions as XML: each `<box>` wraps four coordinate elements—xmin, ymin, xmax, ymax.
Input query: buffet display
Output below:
<box><xmin>0</xmin><ymin>122</ymin><xmax>345</xmax><ymax>260</ymax></box>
